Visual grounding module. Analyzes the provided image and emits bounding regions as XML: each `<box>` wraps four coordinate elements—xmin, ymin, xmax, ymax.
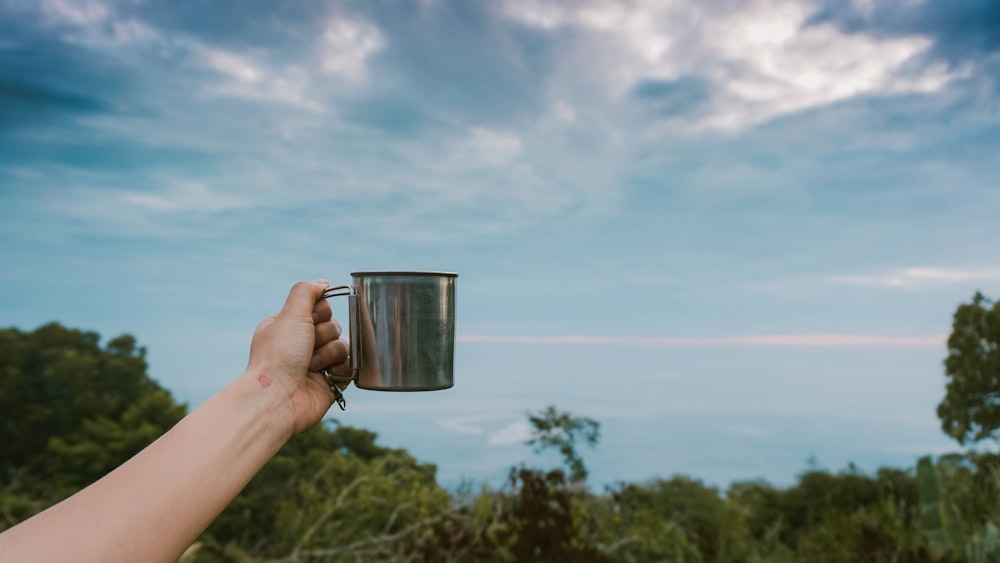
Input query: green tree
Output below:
<box><xmin>0</xmin><ymin>323</ymin><xmax>186</xmax><ymax>528</ymax></box>
<box><xmin>198</xmin><ymin>421</ymin><xmax>451</xmax><ymax>562</ymax></box>
<box><xmin>526</xmin><ymin>405</ymin><xmax>600</xmax><ymax>483</ymax></box>
<box><xmin>500</xmin><ymin>467</ymin><xmax>612</xmax><ymax>563</ymax></box>
<box><xmin>596</xmin><ymin>477</ymin><xmax>718</xmax><ymax>562</ymax></box>
<box><xmin>44</xmin><ymin>389</ymin><xmax>186</xmax><ymax>491</ymax></box>
<box><xmin>0</xmin><ymin>324</ymin><xmax>171</xmax><ymax>483</ymax></box>
<box><xmin>606</xmin><ymin>476</ymin><xmax>742</xmax><ymax>562</ymax></box>
<box><xmin>938</xmin><ymin>292</ymin><xmax>1000</xmax><ymax>444</ymax></box>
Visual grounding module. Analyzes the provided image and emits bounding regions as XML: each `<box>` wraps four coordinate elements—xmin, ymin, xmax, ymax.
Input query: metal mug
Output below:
<box><xmin>321</xmin><ymin>271</ymin><xmax>457</xmax><ymax>407</ymax></box>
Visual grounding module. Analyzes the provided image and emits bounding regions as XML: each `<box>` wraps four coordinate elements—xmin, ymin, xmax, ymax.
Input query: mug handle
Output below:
<box><xmin>320</xmin><ymin>285</ymin><xmax>362</xmax><ymax>410</ymax></box>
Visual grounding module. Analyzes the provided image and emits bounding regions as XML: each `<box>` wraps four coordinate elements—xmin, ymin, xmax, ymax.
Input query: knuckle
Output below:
<box><xmin>292</xmin><ymin>280</ymin><xmax>314</xmax><ymax>293</ymax></box>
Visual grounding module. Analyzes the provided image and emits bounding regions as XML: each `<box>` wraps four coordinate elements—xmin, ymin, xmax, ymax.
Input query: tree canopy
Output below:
<box><xmin>0</xmin><ymin>323</ymin><xmax>185</xmax><ymax>494</ymax></box>
<box><xmin>937</xmin><ymin>292</ymin><xmax>1000</xmax><ymax>445</ymax></box>
<box><xmin>9</xmin><ymin>317</ymin><xmax>1000</xmax><ymax>561</ymax></box>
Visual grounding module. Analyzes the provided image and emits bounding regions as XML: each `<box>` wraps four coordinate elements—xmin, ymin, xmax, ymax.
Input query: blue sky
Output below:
<box><xmin>2</xmin><ymin>0</ymin><xmax>999</xmax><ymax>490</ymax></box>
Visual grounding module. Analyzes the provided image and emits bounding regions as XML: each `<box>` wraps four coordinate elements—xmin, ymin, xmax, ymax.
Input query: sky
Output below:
<box><xmin>2</xmin><ymin>0</ymin><xmax>1000</xmax><ymax>491</ymax></box>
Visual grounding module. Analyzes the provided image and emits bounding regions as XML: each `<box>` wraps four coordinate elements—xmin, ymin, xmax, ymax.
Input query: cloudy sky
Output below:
<box><xmin>2</xmin><ymin>0</ymin><xmax>999</xmax><ymax>489</ymax></box>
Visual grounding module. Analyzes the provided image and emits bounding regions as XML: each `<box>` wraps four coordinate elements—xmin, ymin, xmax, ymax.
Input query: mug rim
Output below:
<box><xmin>351</xmin><ymin>271</ymin><xmax>458</xmax><ymax>277</ymax></box>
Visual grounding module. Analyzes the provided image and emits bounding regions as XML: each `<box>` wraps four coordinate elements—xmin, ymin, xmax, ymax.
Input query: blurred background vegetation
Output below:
<box><xmin>2</xmin><ymin>292</ymin><xmax>999</xmax><ymax>562</ymax></box>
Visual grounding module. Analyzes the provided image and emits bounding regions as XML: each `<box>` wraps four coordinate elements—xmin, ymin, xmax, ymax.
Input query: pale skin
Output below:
<box><xmin>0</xmin><ymin>280</ymin><xmax>352</xmax><ymax>563</ymax></box>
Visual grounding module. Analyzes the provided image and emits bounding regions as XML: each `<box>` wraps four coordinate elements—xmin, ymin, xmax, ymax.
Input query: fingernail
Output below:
<box><xmin>312</xmin><ymin>312</ymin><xmax>320</xmax><ymax>323</ymax></box>
<box><xmin>314</xmin><ymin>278</ymin><xmax>329</xmax><ymax>286</ymax></box>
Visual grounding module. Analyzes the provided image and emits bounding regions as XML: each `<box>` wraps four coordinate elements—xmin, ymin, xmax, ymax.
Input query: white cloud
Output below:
<box><xmin>551</xmin><ymin>99</ymin><xmax>577</xmax><ymax>122</ymax></box>
<box><xmin>319</xmin><ymin>16</ymin><xmax>384</xmax><ymax>83</ymax></box>
<box><xmin>41</xmin><ymin>0</ymin><xmax>109</xmax><ymax>26</ymax></box>
<box><xmin>502</xmin><ymin>0</ymin><xmax>961</xmax><ymax>130</ymax></box>
<box><xmin>702</xmin><ymin>19</ymin><xmax>955</xmax><ymax>130</ymax></box>
<box><xmin>488</xmin><ymin>421</ymin><xmax>534</xmax><ymax>446</ymax></box>
<box><xmin>502</xmin><ymin>0</ymin><xmax>568</xmax><ymax>29</ymax></box>
<box><xmin>192</xmin><ymin>45</ymin><xmax>323</xmax><ymax>111</ymax></box>
<box><xmin>35</xmin><ymin>0</ymin><xmax>157</xmax><ymax>47</ymax></box>
<box><xmin>831</xmin><ymin>267</ymin><xmax>1000</xmax><ymax>288</ymax></box>
<box><xmin>120</xmin><ymin>182</ymin><xmax>245</xmax><ymax>214</ymax></box>
<box><xmin>197</xmin><ymin>46</ymin><xmax>261</xmax><ymax>83</ymax></box>
<box><xmin>452</xmin><ymin>128</ymin><xmax>524</xmax><ymax>167</ymax></box>
<box><xmin>108</xmin><ymin>19</ymin><xmax>156</xmax><ymax>44</ymax></box>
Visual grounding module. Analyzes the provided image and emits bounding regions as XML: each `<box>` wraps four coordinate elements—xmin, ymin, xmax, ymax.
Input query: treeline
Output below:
<box><xmin>2</xmin><ymin>293</ymin><xmax>1000</xmax><ymax>562</ymax></box>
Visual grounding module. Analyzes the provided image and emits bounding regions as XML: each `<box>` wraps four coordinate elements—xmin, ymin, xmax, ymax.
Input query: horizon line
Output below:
<box><xmin>457</xmin><ymin>333</ymin><xmax>948</xmax><ymax>348</ymax></box>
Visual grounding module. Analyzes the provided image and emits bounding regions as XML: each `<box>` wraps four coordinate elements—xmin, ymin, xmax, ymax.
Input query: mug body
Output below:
<box><xmin>351</xmin><ymin>271</ymin><xmax>457</xmax><ymax>391</ymax></box>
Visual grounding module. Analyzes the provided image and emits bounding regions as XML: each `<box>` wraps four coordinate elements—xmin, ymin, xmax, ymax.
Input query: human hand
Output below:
<box><xmin>246</xmin><ymin>280</ymin><xmax>351</xmax><ymax>436</ymax></box>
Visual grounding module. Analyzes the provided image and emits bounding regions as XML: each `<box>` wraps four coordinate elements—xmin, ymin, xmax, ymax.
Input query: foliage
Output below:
<box><xmin>526</xmin><ymin>405</ymin><xmax>600</xmax><ymax>483</ymax></box>
<box><xmin>938</xmin><ymin>292</ymin><xmax>1000</xmax><ymax>444</ymax></box>
<box><xmin>0</xmin><ymin>323</ymin><xmax>184</xmax><ymax>528</ymax></box>
<box><xmin>499</xmin><ymin>467</ymin><xmax>612</xmax><ymax>562</ymax></box>
<box><xmin>196</xmin><ymin>422</ymin><xmax>451</xmax><ymax>562</ymax></box>
<box><xmin>8</xmin><ymin>298</ymin><xmax>1000</xmax><ymax>563</ymax></box>
<box><xmin>597</xmin><ymin>477</ymin><xmax>715</xmax><ymax>562</ymax></box>
<box><xmin>917</xmin><ymin>455</ymin><xmax>965</xmax><ymax>558</ymax></box>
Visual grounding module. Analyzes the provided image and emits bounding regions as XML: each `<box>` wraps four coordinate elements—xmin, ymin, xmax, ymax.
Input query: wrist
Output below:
<box><xmin>237</xmin><ymin>368</ymin><xmax>299</xmax><ymax>447</ymax></box>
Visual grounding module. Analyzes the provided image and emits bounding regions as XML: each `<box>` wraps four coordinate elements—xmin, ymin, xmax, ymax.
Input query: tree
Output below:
<box><xmin>44</xmin><ymin>389</ymin><xmax>186</xmax><ymax>491</ymax></box>
<box><xmin>525</xmin><ymin>405</ymin><xmax>600</xmax><ymax>483</ymax></box>
<box><xmin>0</xmin><ymin>324</ymin><xmax>179</xmax><ymax>484</ymax></box>
<box><xmin>199</xmin><ymin>421</ymin><xmax>451</xmax><ymax>562</ymax></box>
<box><xmin>500</xmin><ymin>467</ymin><xmax>613</xmax><ymax>563</ymax></box>
<box><xmin>937</xmin><ymin>292</ymin><xmax>1000</xmax><ymax>444</ymax></box>
<box><xmin>0</xmin><ymin>323</ymin><xmax>186</xmax><ymax>531</ymax></box>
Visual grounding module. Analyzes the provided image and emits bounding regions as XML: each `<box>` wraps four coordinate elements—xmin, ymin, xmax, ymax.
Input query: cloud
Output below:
<box><xmin>831</xmin><ymin>267</ymin><xmax>1000</xmax><ymax>288</ymax></box>
<box><xmin>196</xmin><ymin>45</ymin><xmax>262</xmax><ymax>82</ymax></box>
<box><xmin>358</xmin><ymin>1</ymin><xmax>552</xmax><ymax>125</ymax></box>
<box><xmin>0</xmin><ymin>13</ymin><xmax>129</xmax><ymax>132</ymax></box>
<box><xmin>191</xmin><ymin>44</ymin><xmax>322</xmax><ymax>110</ymax></box>
<box><xmin>319</xmin><ymin>16</ymin><xmax>384</xmax><ymax>83</ymax></box>
<box><xmin>488</xmin><ymin>421</ymin><xmax>533</xmax><ymax>446</ymax></box>
<box><xmin>40</xmin><ymin>0</ymin><xmax>109</xmax><ymax>27</ymax></box>
<box><xmin>437</xmin><ymin>416</ymin><xmax>487</xmax><ymax>436</ymax></box>
<box><xmin>631</xmin><ymin>75</ymin><xmax>711</xmax><ymax>117</ymax></box>
<box><xmin>31</xmin><ymin>0</ymin><xmax>157</xmax><ymax>48</ymax></box>
<box><xmin>807</xmin><ymin>0</ymin><xmax>1000</xmax><ymax>61</ymax></box>
<box><xmin>120</xmin><ymin>181</ymin><xmax>245</xmax><ymax>214</ymax></box>
<box><xmin>459</xmin><ymin>333</ymin><xmax>947</xmax><ymax>347</ymax></box>
<box><xmin>1</xmin><ymin>0</ymin><xmax>995</xmax><ymax>253</ymax></box>
<box><xmin>502</xmin><ymin>0</ymin><xmax>960</xmax><ymax>130</ymax></box>
<box><xmin>451</xmin><ymin>128</ymin><xmax>524</xmax><ymax>167</ymax></box>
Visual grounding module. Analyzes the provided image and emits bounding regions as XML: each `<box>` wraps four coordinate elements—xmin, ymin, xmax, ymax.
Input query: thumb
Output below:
<box><xmin>281</xmin><ymin>279</ymin><xmax>328</xmax><ymax>316</ymax></box>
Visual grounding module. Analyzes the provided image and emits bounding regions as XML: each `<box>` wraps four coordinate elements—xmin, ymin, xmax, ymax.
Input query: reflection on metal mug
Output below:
<box><xmin>321</xmin><ymin>271</ymin><xmax>457</xmax><ymax>409</ymax></box>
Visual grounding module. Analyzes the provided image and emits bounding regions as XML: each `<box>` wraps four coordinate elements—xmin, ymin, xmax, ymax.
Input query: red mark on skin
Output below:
<box><xmin>257</xmin><ymin>373</ymin><xmax>272</xmax><ymax>388</ymax></box>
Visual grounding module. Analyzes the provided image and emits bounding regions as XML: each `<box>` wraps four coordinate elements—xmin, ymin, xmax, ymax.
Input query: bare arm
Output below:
<box><xmin>0</xmin><ymin>280</ymin><xmax>351</xmax><ymax>562</ymax></box>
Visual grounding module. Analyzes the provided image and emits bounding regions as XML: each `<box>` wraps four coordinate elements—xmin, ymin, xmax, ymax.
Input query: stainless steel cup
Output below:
<box><xmin>323</xmin><ymin>271</ymin><xmax>457</xmax><ymax>393</ymax></box>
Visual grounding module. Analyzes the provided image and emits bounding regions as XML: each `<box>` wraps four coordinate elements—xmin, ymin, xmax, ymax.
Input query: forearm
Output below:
<box><xmin>0</xmin><ymin>370</ymin><xmax>294</xmax><ymax>563</ymax></box>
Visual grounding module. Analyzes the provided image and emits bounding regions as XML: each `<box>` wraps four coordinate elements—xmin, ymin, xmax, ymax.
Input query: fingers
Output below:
<box><xmin>322</xmin><ymin>355</ymin><xmax>354</xmax><ymax>390</ymax></box>
<box><xmin>310</xmin><ymin>338</ymin><xmax>349</xmax><ymax>372</ymax></box>
<box><xmin>312</xmin><ymin>299</ymin><xmax>332</xmax><ymax>324</ymax></box>
<box><xmin>314</xmin><ymin>317</ymin><xmax>342</xmax><ymax>345</ymax></box>
<box><xmin>283</xmin><ymin>280</ymin><xmax>328</xmax><ymax>316</ymax></box>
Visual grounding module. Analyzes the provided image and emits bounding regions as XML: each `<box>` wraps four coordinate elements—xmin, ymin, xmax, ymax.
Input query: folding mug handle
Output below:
<box><xmin>320</xmin><ymin>285</ymin><xmax>362</xmax><ymax>410</ymax></box>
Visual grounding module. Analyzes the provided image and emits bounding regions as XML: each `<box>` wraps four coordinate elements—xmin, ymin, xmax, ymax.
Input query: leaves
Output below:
<box><xmin>938</xmin><ymin>292</ymin><xmax>1000</xmax><ymax>444</ymax></box>
<box><xmin>0</xmin><ymin>323</ymin><xmax>170</xmax><ymax>486</ymax></box>
<box><xmin>526</xmin><ymin>405</ymin><xmax>600</xmax><ymax>483</ymax></box>
<box><xmin>9</xmin><ymin>318</ymin><xmax>1000</xmax><ymax>562</ymax></box>
<box><xmin>916</xmin><ymin>456</ymin><xmax>965</xmax><ymax>558</ymax></box>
